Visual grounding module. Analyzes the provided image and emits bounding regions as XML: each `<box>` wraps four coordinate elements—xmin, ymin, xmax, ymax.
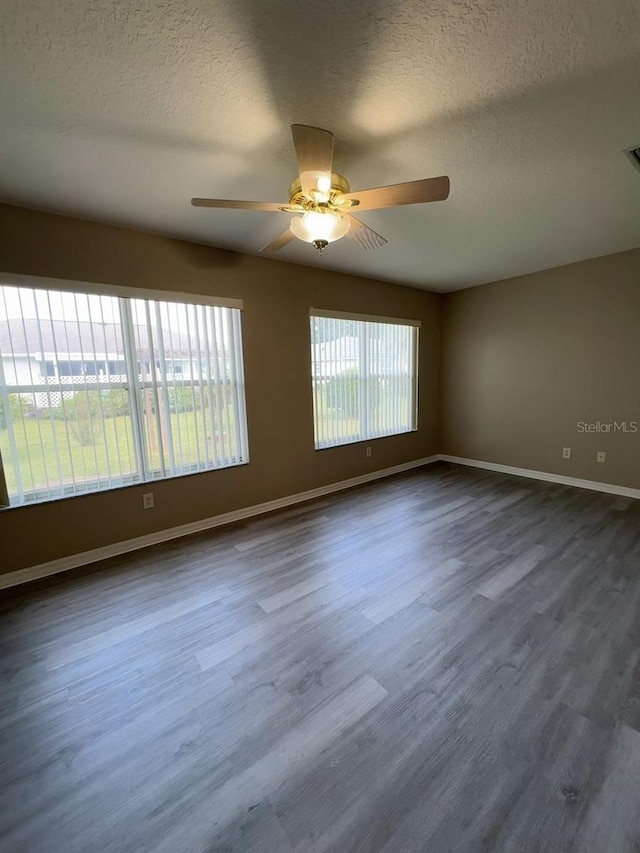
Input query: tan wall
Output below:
<box><xmin>442</xmin><ymin>250</ymin><xmax>640</xmax><ymax>489</ymax></box>
<box><xmin>0</xmin><ymin>204</ymin><xmax>441</xmax><ymax>574</ymax></box>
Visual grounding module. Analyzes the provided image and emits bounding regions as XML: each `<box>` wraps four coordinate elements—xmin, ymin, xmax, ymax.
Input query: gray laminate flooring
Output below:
<box><xmin>2</xmin><ymin>462</ymin><xmax>640</xmax><ymax>852</ymax></box>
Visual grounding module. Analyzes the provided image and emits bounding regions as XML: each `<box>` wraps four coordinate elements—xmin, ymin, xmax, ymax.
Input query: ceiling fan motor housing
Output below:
<box><xmin>287</xmin><ymin>172</ymin><xmax>351</xmax><ymax>208</ymax></box>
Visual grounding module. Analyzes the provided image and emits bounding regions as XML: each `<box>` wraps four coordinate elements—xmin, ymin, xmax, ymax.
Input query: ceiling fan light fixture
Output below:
<box><xmin>192</xmin><ymin>125</ymin><xmax>450</xmax><ymax>256</ymax></box>
<box><xmin>290</xmin><ymin>209</ymin><xmax>351</xmax><ymax>250</ymax></box>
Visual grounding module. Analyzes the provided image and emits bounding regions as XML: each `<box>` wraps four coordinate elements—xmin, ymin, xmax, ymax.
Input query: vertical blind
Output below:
<box><xmin>0</xmin><ymin>283</ymin><xmax>248</xmax><ymax>506</ymax></box>
<box><xmin>310</xmin><ymin>310</ymin><xmax>419</xmax><ymax>449</ymax></box>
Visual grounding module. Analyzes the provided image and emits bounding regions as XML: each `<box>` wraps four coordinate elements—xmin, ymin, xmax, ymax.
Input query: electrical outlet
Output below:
<box><xmin>596</xmin><ymin>451</ymin><xmax>606</xmax><ymax>464</ymax></box>
<box><xmin>142</xmin><ymin>492</ymin><xmax>154</xmax><ymax>509</ymax></box>
<box><xmin>365</xmin><ymin>446</ymin><xmax>372</xmax><ymax>458</ymax></box>
<box><xmin>562</xmin><ymin>447</ymin><xmax>572</xmax><ymax>459</ymax></box>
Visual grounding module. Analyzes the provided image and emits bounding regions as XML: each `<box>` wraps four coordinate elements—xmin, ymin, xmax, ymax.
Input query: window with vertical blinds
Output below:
<box><xmin>0</xmin><ymin>281</ymin><xmax>248</xmax><ymax>506</ymax></box>
<box><xmin>310</xmin><ymin>309</ymin><xmax>419</xmax><ymax>449</ymax></box>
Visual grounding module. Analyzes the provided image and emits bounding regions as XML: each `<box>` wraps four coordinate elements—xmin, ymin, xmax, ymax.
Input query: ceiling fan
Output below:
<box><xmin>191</xmin><ymin>125</ymin><xmax>450</xmax><ymax>254</ymax></box>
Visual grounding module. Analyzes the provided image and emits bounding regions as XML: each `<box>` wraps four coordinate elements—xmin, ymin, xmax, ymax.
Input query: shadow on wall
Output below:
<box><xmin>171</xmin><ymin>238</ymin><xmax>241</xmax><ymax>270</ymax></box>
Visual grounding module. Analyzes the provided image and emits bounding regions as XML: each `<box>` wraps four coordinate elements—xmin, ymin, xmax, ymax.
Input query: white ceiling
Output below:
<box><xmin>1</xmin><ymin>0</ymin><xmax>640</xmax><ymax>292</ymax></box>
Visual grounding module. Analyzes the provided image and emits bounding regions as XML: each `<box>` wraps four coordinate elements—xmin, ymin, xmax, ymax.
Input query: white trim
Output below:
<box><xmin>0</xmin><ymin>272</ymin><xmax>243</xmax><ymax>310</ymax></box>
<box><xmin>0</xmin><ymin>455</ymin><xmax>440</xmax><ymax>590</ymax></box>
<box><xmin>315</xmin><ymin>427</ymin><xmax>418</xmax><ymax>451</ymax></box>
<box><xmin>309</xmin><ymin>307</ymin><xmax>421</xmax><ymax>328</ymax></box>
<box><xmin>439</xmin><ymin>455</ymin><xmax>640</xmax><ymax>499</ymax></box>
<box><xmin>7</xmin><ymin>453</ymin><xmax>636</xmax><ymax>591</ymax></box>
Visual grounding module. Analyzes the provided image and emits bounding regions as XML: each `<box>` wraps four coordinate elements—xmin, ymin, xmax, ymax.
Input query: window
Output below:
<box><xmin>310</xmin><ymin>309</ymin><xmax>419</xmax><ymax>449</ymax></box>
<box><xmin>0</xmin><ymin>281</ymin><xmax>248</xmax><ymax>506</ymax></box>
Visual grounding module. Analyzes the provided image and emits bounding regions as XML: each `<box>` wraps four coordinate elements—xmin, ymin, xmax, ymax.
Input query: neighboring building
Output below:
<box><xmin>311</xmin><ymin>335</ymin><xmax>410</xmax><ymax>379</ymax></box>
<box><xmin>1</xmin><ymin>318</ymin><xmax>199</xmax><ymax>408</ymax></box>
<box><xmin>311</xmin><ymin>336</ymin><xmax>359</xmax><ymax>378</ymax></box>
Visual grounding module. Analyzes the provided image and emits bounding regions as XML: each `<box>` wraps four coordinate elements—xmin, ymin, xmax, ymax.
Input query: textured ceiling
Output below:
<box><xmin>1</xmin><ymin>0</ymin><xmax>640</xmax><ymax>292</ymax></box>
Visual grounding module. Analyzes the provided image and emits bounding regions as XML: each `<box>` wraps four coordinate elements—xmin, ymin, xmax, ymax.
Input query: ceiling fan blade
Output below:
<box><xmin>346</xmin><ymin>216</ymin><xmax>388</xmax><ymax>251</ymax></box>
<box><xmin>291</xmin><ymin>124</ymin><xmax>334</xmax><ymax>197</ymax></box>
<box><xmin>259</xmin><ymin>227</ymin><xmax>296</xmax><ymax>253</ymax></box>
<box><xmin>341</xmin><ymin>176</ymin><xmax>450</xmax><ymax>211</ymax></box>
<box><xmin>191</xmin><ymin>198</ymin><xmax>287</xmax><ymax>212</ymax></box>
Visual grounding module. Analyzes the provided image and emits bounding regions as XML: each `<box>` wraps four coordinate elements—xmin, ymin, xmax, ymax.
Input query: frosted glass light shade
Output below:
<box><xmin>290</xmin><ymin>210</ymin><xmax>351</xmax><ymax>244</ymax></box>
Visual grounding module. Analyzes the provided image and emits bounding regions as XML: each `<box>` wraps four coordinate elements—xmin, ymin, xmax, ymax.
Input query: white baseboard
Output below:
<box><xmin>439</xmin><ymin>455</ymin><xmax>640</xmax><ymax>499</ymax></box>
<box><xmin>0</xmin><ymin>455</ymin><xmax>440</xmax><ymax>590</ymax></box>
<box><xmin>5</xmin><ymin>452</ymin><xmax>637</xmax><ymax>591</ymax></box>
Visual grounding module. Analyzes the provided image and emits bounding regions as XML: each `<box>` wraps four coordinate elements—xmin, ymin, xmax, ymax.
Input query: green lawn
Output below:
<box><xmin>313</xmin><ymin>385</ymin><xmax>413</xmax><ymax>446</ymax></box>
<box><xmin>1</xmin><ymin>384</ymin><xmax>411</xmax><ymax>498</ymax></box>
<box><xmin>314</xmin><ymin>409</ymin><xmax>361</xmax><ymax>445</ymax></box>
<box><xmin>0</xmin><ymin>405</ymin><xmax>240</xmax><ymax>498</ymax></box>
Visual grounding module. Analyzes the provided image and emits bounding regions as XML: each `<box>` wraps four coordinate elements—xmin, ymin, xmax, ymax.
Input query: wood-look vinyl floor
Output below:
<box><xmin>2</xmin><ymin>462</ymin><xmax>640</xmax><ymax>852</ymax></box>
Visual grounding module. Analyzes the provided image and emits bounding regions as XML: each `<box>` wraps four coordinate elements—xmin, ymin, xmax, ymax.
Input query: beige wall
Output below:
<box><xmin>0</xmin><ymin>204</ymin><xmax>442</xmax><ymax>574</ymax></box>
<box><xmin>442</xmin><ymin>250</ymin><xmax>640</xmax><ymax>489</ymax></box>
<box><xmin>3</xmin><ymin>202</ymin><xmax>638</xmax><ymax>576</ymax></box>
